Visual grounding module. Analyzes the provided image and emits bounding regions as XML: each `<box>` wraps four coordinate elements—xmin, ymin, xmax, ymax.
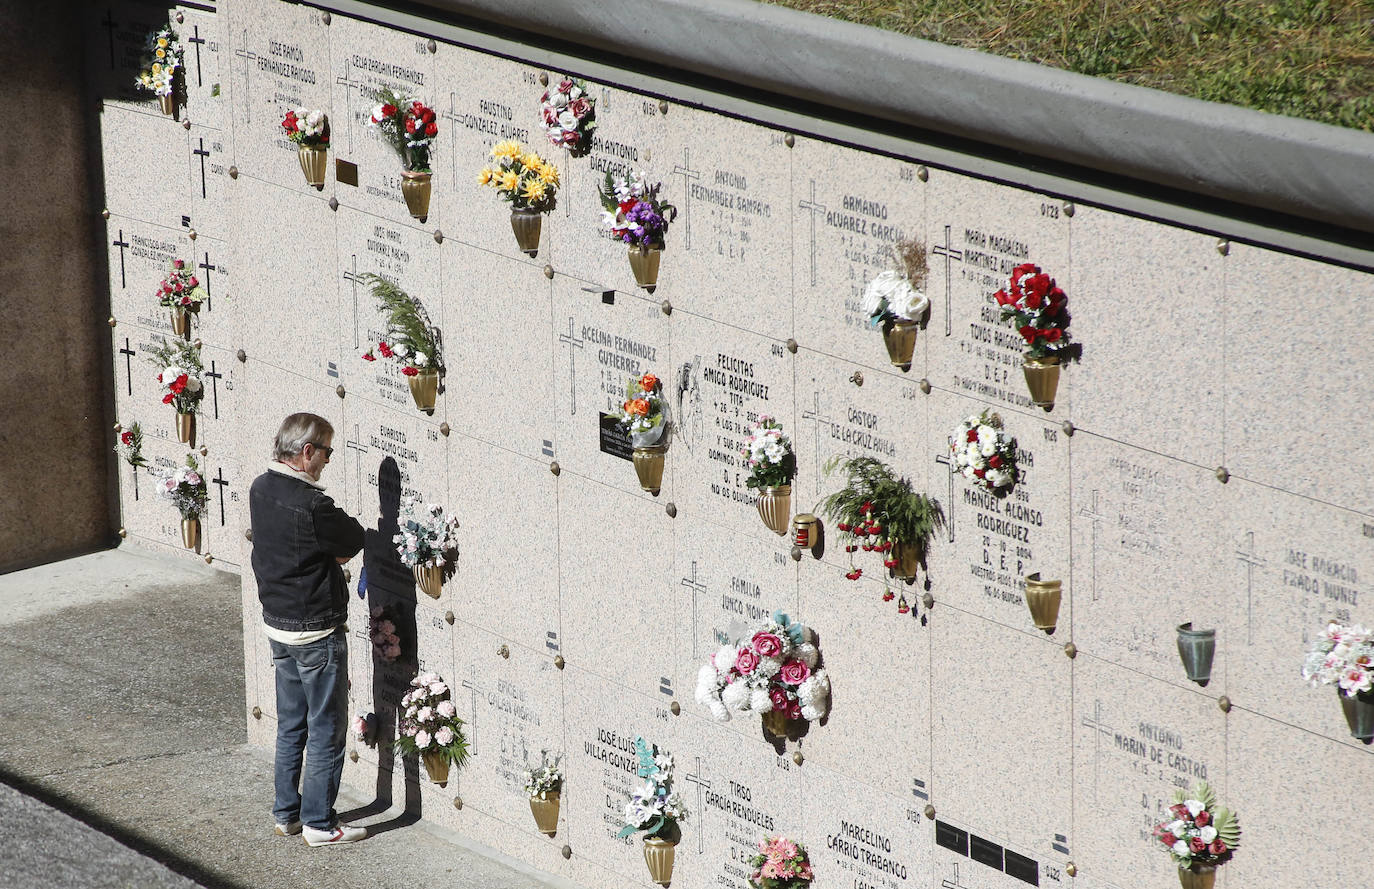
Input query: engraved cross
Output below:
<box><xmin>204</xmin><ymin>360</ymin><xmax>223</xmax><ymax>419</ymax></box>
<box><xmin>111</xmin><ymin>229</ymin><xmax>130</xmax><ymax>289</ymax></box>
<box><xmin>187</xmin><ymin>25</ymin><xmax>206</xmax><ymax>87</ymax></box>
<box><xmin>797</xmin><ymin>180</ymin><xmax>827</xmax><ymax>287</ymax></box>
<box><xmin>557</xmin><ymin>317</ymin><xmax>584</xmax><ymax>415</ymax></box>
<box><xmin>460</xmin><ymin>677</ymin><xmax>481</xmax><ymax>755</ymax></box>
<box><xmin>1081</xmin><ymin>698</ymin><xmax>1114</xmax><ymax>802</ymax></box>
<box><xmin>119</xmin><ymin>338</ymin><xmax>137</xmax><ymax>396</ymax></box>
<box><xmin>198</xmin><ymin>251</ymin><xmax>217</xmax><ymax>311</ymax></box>
<box><xmin>1077</xmin><ymin>490</ymin><xmax>1109</xmax><ymax>601</ymax></box>
<box><xmin>212</xmin><ymin>466</ymin><xmax>229</xmax><ymax>525</ymax></box>
<box><xmin>343</xmin><ymin>254</ymin><xmax>363</xmax><ymax>348</ymax></box>
<box><xmin>681</xmin><ymin>561</ymin><xmax>707</xmax><ymax>658</ymax></box>
<box><xmin>931</xmin><ymin>225</ymin><xmax>963</xmax><ymax>336</ymax></box>
<box><xmin>193</xmin><ymin>138</ymin><xmax>210</xmax><ymax>199</ymax></box>
<box><xmin>800</xmin><ymin>391</ymin><xmax>836</xmax><ymax>484</ymax></box>
<box><xmin>671</xmin><ymin>149</ymin><xmax>701</xmax><ymax>250</ymax></box>
<box><xmin>682</xmin><ymin>758</ymin><xmax>711</xmax><ymax>854</ymax></box>
<box><xmin>1235</xmin><ymin>531</ymin><xmax>1266</xmax><ymax>645</ymax></box>
<box><xmin>101</xmin><ymin>8</ymin><xmax>118</xmax><ymax>68</ymax></box>
<box><xmin>344</xmin><ymin>425</ymin><xmax>369</xmax><ymax>506</ymax></box>
<box><xmin>934</xmin><ymin>452</ymin><xmax>957</xmax><ymax>543</ymax></box>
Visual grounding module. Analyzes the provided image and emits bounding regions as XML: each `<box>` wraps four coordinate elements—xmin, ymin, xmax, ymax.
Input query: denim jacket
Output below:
<box><xmin>249</xmin><ymin>465</ymin><xmax>365</xmax><ymax>632</ymax></box>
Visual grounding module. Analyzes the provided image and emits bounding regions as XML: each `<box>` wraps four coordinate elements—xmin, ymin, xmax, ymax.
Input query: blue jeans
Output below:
<box><xmin>270</xmin><ymin>629</ymin><xmax>348</xmax><ymax>830</ymax></box>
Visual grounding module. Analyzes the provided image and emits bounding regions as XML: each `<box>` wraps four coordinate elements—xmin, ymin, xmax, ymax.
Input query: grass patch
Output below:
<box><xmin>756</xmin><ymin>0</ymin><xmax>1374</xmax><ymax>131</ymax></box>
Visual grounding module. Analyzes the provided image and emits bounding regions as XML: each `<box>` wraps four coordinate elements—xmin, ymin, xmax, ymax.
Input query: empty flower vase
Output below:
<box><xmin>1176</xmin><ymin>622</ymin><xmax>1216</xmax><ymax>687</ymax></box>
<box><xmin>882</xmin><ymin>319</ymin><xmax>919</xmax><ymax>369</ymax></box>
<box><xmin>642</xmin><ymin>836</ymin><xmax>676</xmax><ymax>886</ymax></box>
<box><xmin>297</xmin><ymin>145</ymin><xmax>327</xmax><ymax>188</ymax></box>
<box><xmin>1021</xmin><ymin>353</ymin><xmax>1061</xmax><ymax>411</ymax></box>
<box><xmin>171</xmin><ymin>307</ymin><xmax>191</xmax><ymax>338</ymax></box>
<box><xmin>401</xmin><ymin>170</ymin><xmax>432</xmax><ymax>221</ymax></box>
<box><xmin>633</xmin><ymin>445</ymin><xmax>666</xmax><ymax>495</ymax></box>
<box><xmin>510</xmin><ymin>208</ymin><xmax>542</xmax><ymax>256</ymax></box>
<box><xmin>529</xmin><ymin>792</ymin><xmax>560</xmax><ymax>836</ymax></box>
<box><xmin>408</xmin><ymin>369</ymin><xmax>439</xmax><ymax>412</ymax></box>
<box><xmin>180</xmin><ymin>517</ymin><xmax>199</xmax><ymax>551</ymax></box>
<box><xmin>421</xmin><ymin>749</ymin><xmax>450</xmax><ymax>785</ymax></box>
<box><xmin>1340</xmin><ymin>688</ymin><xmax>1374</xmax><ymax>743</ymax></box>
<box><xmin>1023</xmin><ymin>573</ymin><xmax>1062</xmax><ymax>634</ymax></box>
<box><xmin>890</xmin><ymin>540</ymin><xmax>924</xmax><ymax>582</ymax></box>
<box><xmin>176</xmin><ymin>412</ymin><xmax>194</xmax><ymax>444</ymax></box>
<box><xmin>627</xmin><ymin>245</ymin><xmax>661</xmax><ymax>292</ymax></box>
<box><xmin>755</xmin><ymin>485</ymin><xmax>791</xmax><ymax>536</ymax></box>
<box><xmin>413</xmin><ymin>563</ymin><xmax>442</xmax><ymax>599</ymax></box>
<box><xmin>1177</xmin><ymin>864</ymin><xmax>1216</xmax><ymax>889</ymax></box>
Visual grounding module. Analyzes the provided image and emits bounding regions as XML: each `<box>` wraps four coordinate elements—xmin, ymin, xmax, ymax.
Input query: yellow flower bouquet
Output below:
<box><xmin>478</xmin><ymin>141</ymin><xmax>560</xmax><ymax>256</ymax></box>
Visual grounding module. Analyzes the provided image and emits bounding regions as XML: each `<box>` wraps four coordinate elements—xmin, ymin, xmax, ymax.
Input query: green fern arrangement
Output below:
<box><xmin>1153</xmin><ymin>780</ymin><xmax>1240</xmax><ymax>870</ymax></box>
<box><xmin>819</xmin><ymin>456</ymin><xmax>944</xmax><ymax>580</ymax></box>
<box><xmin>359</xmin><ymin>274</ymin><xmax>443</xmax><ymax>374</ymax></box>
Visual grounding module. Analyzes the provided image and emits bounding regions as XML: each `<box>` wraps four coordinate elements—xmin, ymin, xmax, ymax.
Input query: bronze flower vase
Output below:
<box><xmin>882</xmin><ymin>319</ymin><xmax>919</xmax><ymax>370</ymax></box>
<box><xmin>642</xmin><ymin>836</ymin><xmax>676</xmax><ymax>886</ymax></box>
<box><xmin>627</xmin><ymin>245</ymin><xmax>661</xmax><ymax>292</ymax></box>
<box><xmin>889</xmin><ymin>540</ymin><xmax>924</xmax><ymax>582</ymax></box>
<box><xmin>401</xmin><ymin>170</ymin><xmax>432</xmax><ymax>221</ymax></box>
<box><xmin>510</xmin><ymin>208</ymin><xmax>542</xmax><ymax>256</ymax></box>
<box><xmin>1176</xmin><ymin>865</ymin><xmax>1216</xmax><ymax>889</ymax></box>
<box><xmin>413</xmin><ymin>563</ymin><xmax>442</xmax><ymax>599</ymax></box>
<box><xmin>1021</xmin><ymin>353</ymin><xmax>1061</xmax><ymax>411</ymax></box>
<box><xmin>1340</xmin><ymin>688</ymin><xmax>1374</xmax><ymax>743</ymax></box>
<box><xmin>408</xmin><ymin>369</ymin><xmax>439</xmax><ymax>413</ymax></box>
<box><xmin>1176</xmin><ymin>623</ymin><xmax>1216</xmax><ymax>687</ymax></box>
<box><xmin>755</xmin><ymin>485</ymin><xmax>791</xmax><ymax>536</ymax></box>
<box><xmin>297</xmin><ymin>145</ymin><xmax>327</xmax><ymax>188</ymax></box>
<box><xmin>176</xmin><ymin>412</ymin><xmax>194</xmax><ymax>445</ymax></box>
<box><xmin>761</xmin><ymin>709</ymin><xmax>790</xmax><ymax>738</ymax></box>
<box><xmin>633</xmin><ymin>445</ymin><xmax>666</xmax><ymax>495</ymax></box>
<box><xmin>529</xmin><ymin>792</ymin><xmax>560</xmax><ymax>836</ymax></box>
<box><xmin>421</xmin><ymin>749</ymin><xmax>450</xmax><ymax>785</ymax></box>
<box><xmin>158</xmin><ymin>93</ymin><xmax>175</xmax><ymax>116</ymax></box>
<box><xmin>180</xmin><ymin>517</ymin><xmax>200</xmax><ymax>551</ymax></box>
<box><xmin>171</xmin><ymin>307</ymin><xmax>191</xmax><ymax>338</ymax></box>
<box><xmin>1023</xmin><ymin>573</ymin><xmax>1062</xmax><ymax>634</ymax></box>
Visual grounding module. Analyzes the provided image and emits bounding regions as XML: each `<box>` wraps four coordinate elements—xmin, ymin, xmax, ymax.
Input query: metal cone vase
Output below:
<box><xmin>890</xmin><ymin>540</ymin><xmax>923</xmax><ymax>581</ymax></box>
<box><xmin>882</xmin><ymin>319</ymin><xmax>918</xmax><ymax>369</ymax></box>
<box><xmin>755</xmin><ymin>485</ymin><xmax>791</xmax><ymax>535</ymax></box>
<box><xmin>761</xmin><ymin>709</ymin><xmax>790</xmax><ymax>738</ymax></box>
<box><xmin>421</xmin><ymin>749</ymin><xmax>450</xmax><ymax>785</ymax></box>
<box><xmin>1176</xmin><ymin>623</ymin><xmax>1216</xmax><ymax>687</ymax></box>
<box><xmin>1024</xmin><ymin>573</ymin><xmax>1062</xmax><ymax>634</ymax></box>
<box><xmin>1340</xmin><ymin>688</ymin><xmax>1374</xmax><ymax>742</ymax></box>
<box><xmin>401</xmin><ymin>171</ymin><xmax>432</xmax><ymax>221</ymax></box>
<box><xmin>158</xmin><ymin>93</ymin><xmax>175</xmax><ymax>116</ymax></box>
<box><xmin>413</xmin><ymin>564</ymin><xmax>442</xmax><ymax>599</ymax></box>
<box><xmin>176</xmin><ymin>412</ymin><xmax>194</xmax><ymax>444</ymax></box>
<box><xmin>181</xmin><ymin>518</ymin><xmax>200</xmax><ymax>551</ymax></box>
<box><xmin>297</xmin><ymin>146</ymin><xmax>327</xmax><ymax>187</ymax></box>
<box><xmin>408</xmin><ymin>370</ymin><xmax>439</xmax><ymax>412</ymax></box>
<box><xmin>529</xmin><ymin>792</ymin><xmax>560</xmax><ymax>835</ymax></box>
<box><xmin>1177</xmin><ymin>865</ymin><xmax>1217</xmax><ymax>889</ymax></box>
<box><xmin>1022</xmin><ymin>353</ymin><xmax>1061</xmax><ymax>411</ymax></box>
<box><xmin>642</xmin><ymin>836</ymin><xmax>676</xmax><ymax>886</ymax></box>
<box><xmin>633</xmin><ymin>445</ymin><xmax>666</xmax><ymax>494</ymax></box>
<box><xmin>627</xmin><ymin>246</ymin><xmax>661</xmax><ymax>291</ymax></box>
<box><xmin>171</xmin><ymin>308</ymin><xmax>191</xmax><ymax>338</ymax></box>
<box><xmin>510</xmin><ymin>209</ymin><xmax>542</xmax><ymax>256</ymax></box>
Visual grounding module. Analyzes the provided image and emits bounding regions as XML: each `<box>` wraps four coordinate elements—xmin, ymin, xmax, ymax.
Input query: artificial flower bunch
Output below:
<box><xmin>741</xmin><ymin>417</ymin><xmax>796</xmax><ymax>491</ymax></box>
<box><xmin>156</xmin><ymin>259</ymin><xmax>206</xmax><ymax>311</ymax></box>
<box><xmin>146</xmin><ymin>339</ymin><xmax>205</xmax><ymax>413</ymax></box>
<box><xmin>539</xmin><ymin>77</ymin><xmax>597</xmax><ymax>153</ymax></box>
<box><xmin>368</xmin><ymin>604</ymin><xmax>402</xmax><ymax>662</ymax></box>
<box><xmin>393</xmin><ymin>495</ymin><xmax>460</xmax><ymax>572</ymax></box>
<box><xmin>862</xmin><ymin>237</ymin><xmax>930</xmax><ymax>325</ymax></box>
<box><xmin>1151</xmin><ymin>781</ymin><xmax>1240</xmax><ymax>871</ymax></box>
<box><xmin>115</xmin><ymin>422</ymin><xmax>149</xmax><ymax>468</ymax></box>
<box><xmin>993</xmin><ymin>263</ymin><xmax>1075</xmax><ymax>360</ymax></box>
<box><xmin>950</xmin><ymin>410</ymin><xmax>1019</xmax><ymax>493</ymax></box>
<box><xmin>522</xmin><ymin>753</ymin><xmax>563</xmax><ymax>799</ymax></box>
<box><xmin>393</xmin><ymin>671</ymin><xmax>470</xmax><ymax>766</ymax></box>
<box><xmin>1301</xmin><ymin>620</ymin><xmax>1374</xmax><ymax>696</ymax></box>
<box><xmin>134</xmin><ymin>28</ymin><xmax>182</xmax><ymax>97</ymax></box>
<box><xmin>156</xmin><ymin>455</ymin><xmax>208</xmax><ymax>520</ymax></box>
<box><xmin>281</xmin><ymin>108</ymin><xmax>329</xmax><ymax>146</ymax></box>
<box><xmin>358</xmin><ymin>275</ymin><xmax>443</xmax><ymax>378</ymax></box>
<box><xmin>748</xmin><ymin>836</ymin><xmax>814</xmax><ymax>889</ymax></box>
<box><xmin>617</xmin><ymin>737</ymin><xmax>688</xmax><ymax>840</ymax></box>
<box><xmin>695</xmin><ymin>611</ymin><xmax>831</xmax><ymax>724</ymax></box>
<box><xmin>598</xmin><ymin>171</ymin><xmax>676</xmax><ymax>249</ymax></box>
<box><xmin>820</xmin><ymin>456</ymin><xmax>945</xmax><ymax>582</ymax></box>
<box><xmin>477</xmin><ymin>141</ymin><xmax>559</xmax><ymax>211</ymax></box>
<box><xmin>616</xmin><ymin>372</ymin><xmax>668</xmax><ymax>447</ymax></box>
<box><xmin>368</xmin><ymin>89</ymin><xmax>438</xmax><ymax>172</ymax></box>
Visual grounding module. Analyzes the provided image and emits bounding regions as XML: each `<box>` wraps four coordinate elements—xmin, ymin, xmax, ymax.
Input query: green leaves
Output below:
<box><xmin>819</xmin><ymin>455</ymin><xmax>946</xmax><ymax>550</ymax></box>
<box><xmin>360</xmin><ymin>274</ymin><xmax>443</xmax><ymax>373</ymax></box>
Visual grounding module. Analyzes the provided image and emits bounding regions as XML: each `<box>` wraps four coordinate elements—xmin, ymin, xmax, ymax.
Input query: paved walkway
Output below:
<box><xmin>0</xmin><ymin>547</ymin><xmax>574</xmax><ymax>889</ymax></box>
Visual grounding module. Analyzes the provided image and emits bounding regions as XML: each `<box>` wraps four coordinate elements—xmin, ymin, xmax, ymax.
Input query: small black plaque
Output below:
<box><xmin>1003</xmin><ymin>850</ymin><xmax>1039</xmax><ymax>886</ymax></box>
<box><xmin>335</xmin><ymin>159</ymin><xmax>359</xmax><ymax>187</ymax></box>
<box><xmin>598</xmin><ymin>412</ymin><xmax>633</xmax><ymax>461</ymax></box>
<box><xmin>969</xmin><ymin>835</ymin><xmax>1003</xmax><ymax>870</ymax></box>
<box><xmin>601</xmin><ymin>291</ymin><xmax>615</xmax><ymax>304</ymax></box>
<box><xmin>934</xmin><ymin>821</ymin><xmax>968</xmax><ymax>856</ymax></box>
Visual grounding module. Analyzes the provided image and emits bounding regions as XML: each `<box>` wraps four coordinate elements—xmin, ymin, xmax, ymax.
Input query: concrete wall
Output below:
<box><xmin>0</xmin><ymin>0</ymin><xmax>112</xmax><ymax>572</ymax></box>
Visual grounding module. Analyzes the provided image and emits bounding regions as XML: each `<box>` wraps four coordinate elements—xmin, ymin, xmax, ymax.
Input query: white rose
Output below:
<box><xmin>1184</xmin><ymin>800</ymin><xmax>1205</xmax><ymax>818</ymax></box>
<box><xmin>558</xmin><ymin>109</ymin><xmax>577</xmax><ymax>129</ymax></box>
<box><xmin>1199</xmin><ymin>826</ymin><xmax>1217</xmax><ymax>843</ymax></box>
<box><xmin>889</xmin><ymin>285</ymin><xmax>930</xmax><ymax>321</ymax></box>
<box><xmin>552</xmin><ymin>91</ymin><xmax>569</xmax><ymax>108</ymax></box>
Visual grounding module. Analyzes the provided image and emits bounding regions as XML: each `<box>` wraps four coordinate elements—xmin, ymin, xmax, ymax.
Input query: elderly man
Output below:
<box><xmin>249</xmin><ymin>412</ymin><xmax>367</xmax><ymax>846</ymax></box>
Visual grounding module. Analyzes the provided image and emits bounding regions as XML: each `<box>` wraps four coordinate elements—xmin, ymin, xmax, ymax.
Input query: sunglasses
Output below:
<box><xmin>309</xmin><ymin>442</ymin><xmax>334</xmax><ymax>458</ymax></box>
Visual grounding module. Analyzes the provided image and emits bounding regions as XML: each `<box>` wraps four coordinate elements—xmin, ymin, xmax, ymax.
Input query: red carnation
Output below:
<box><xmin>362</xmin><ymin>352</ymin><xmax>376</xmax><ymax>361</ymax></box>
<box><xmin>162</xmin><ymin>393</ymin><xmax>175</xmax><ymax>404</ymax></box>
<box><xmin>378</xmin><ymin>342</ymin><xmax>394</xmax><ymax>358</ymax></box>
<box><xmin>169</xmin><ymin>373</ymin><xmax>188</xmax><ymax>394</ymax></box>
<box><xmin>381</xmin><ymin>103</ymin><xmax>396</xmax><ymax>117</ymax></box>
<box><xmin>973</xmin><ymin>468</ymin><xmax>986</xmax><ymax>478</ymax></box>
<box><xmin>883</xmin><ymin>559</ymin><xmax>897</xmax><ymax>568</ymax></box>
<box><xmin>882</xmin><ymin>590</ymin><xmax>894</xmax><ymax>601</ymax></box>
<box><xmin>1018</xmin><ymin>325</ymin><xmax>1039</xmax><ymax>343</ymax></box>
<box><xmin>860</xmin><ymin>501</ymin><xmax>872</xmax><ymax>513</ymax></box>
<box><xmin>844</xmin><ymin>568</ymin><xmax>862</xmax><ymax>580</ymax></box>
<box><xmin>120</xmin><ymin>431</ymin><xmax>134</xmax><ymax>445</ymax></box>
<box><xmin>993</xmin><ymin>288</ymin><xmax>1016</xmax><ymax>307</ymax></box>
<box><xmin>401</xmin><ymin>366</ymin><xmax>419</xmax><ymax>376</ymax></box>
<box><xmin>837</xmin><ymin>522</ymin><xmax>851</xmax><ymax>532</ymax></box>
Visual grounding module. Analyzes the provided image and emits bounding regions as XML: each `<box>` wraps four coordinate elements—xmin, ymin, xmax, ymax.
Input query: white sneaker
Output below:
<box><xmin>302</xmin><ymin>822</ymin><xmax>368</xmax><ymax>846</ymax></box>
<box><xmin>274</xmin><ymin>820</ymin><xmax>302</xmax><ymax>836</ymax></box>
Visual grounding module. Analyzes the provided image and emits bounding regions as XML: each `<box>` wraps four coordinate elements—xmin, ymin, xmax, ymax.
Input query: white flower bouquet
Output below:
<box><xmin>695</xmin><ymin>612</ymin><xmax>830</xmax><ymax>726</ymax></box>
<box><xmin>862</xmin><ymin>269</ymin><xmax>929</xmax><ymax>325</ymax></box>
<box><xmin>539</xmin><ymin>77</ymin><xmax>596</xmax><ymax>153</ymax></box>
<box><xmin>146</xmin><ymin>339</ymin><xmax>204</xmax><ymax>415</ymax></box>
<box><xmin>522</xmin><ymin>754</ymin><xmax>563</xmax><ymax>800</ymax></box>
<box><xmin>156</xmin><ymin>455</ymin><xmax>207</xmax><ymax>520</ymax></box>
<box><xmin>950</xmin><ymin>410</ymin><xmax>1019</xmax><ymax>494</ymax></box>
<box><xmin>393</xmin><ymin>671</ymin><xmax>469</xmax><ymax>769</ymax></box>
<box><xmin>134</xmin><ymin>28</ymin><xmax>182</xmax><ymax>97</ymax></box>
<box><xmin>742</xmin><ymin>417</ymin><xmax>796</xmax><ymax>490</ymax></box>
<box><xmin>1302</xmin><ymin>620</ymin><xmax>1374</xmax><ymax>696</ymax></box>
<box><xmin>281</xmin><ymin>107</ymin><xmax>329</xmax><ymax>147</ymax></box>
<box><xmin>393</xmin><ymin>496</ymin><xmax>460</xmax><ymax>571</ymax></box>
<box><xmin>618</xmin><ymin>738</ymin><xmax>688</xmax><ymax>840</ymax></box>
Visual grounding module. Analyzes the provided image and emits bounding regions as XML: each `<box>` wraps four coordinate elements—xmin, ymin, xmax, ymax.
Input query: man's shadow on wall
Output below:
<box><xmin>340</xmin><ymin>457</ymin><xmax>422</xmax><ymax>833</ymax></box>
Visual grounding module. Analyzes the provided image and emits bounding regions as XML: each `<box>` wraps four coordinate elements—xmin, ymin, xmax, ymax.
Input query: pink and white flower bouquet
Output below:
<box><xmin>281</xmin><ymin>108</ymin><xmax>328</xmax><ymax>147</ymax></box>
<box><xmin>393</xmin><ymin>495</ymin><xmax>460</xmax><ymax>572</ymax></box>
<box><xmin>368</xmin><ymin>604</ymin><xmax>402</xmax><ymax>662</ymax></box>
<box><xmin>522</xmin><ymin>753</ymin><xmax>563</xmax><ymax>800</ymax></box>
<box><xmin>156</xmin><ymin>455</ymin><xmax>208</xmax><ymax>520</ymax></box>
<box><xmin>950</xmin><ymin>410</ymin><xmax>1019</xmax><ymax>494</ymax></box>
<box><xmin>393</xmin><ymin>671</ymin><xmax>470</xmax><ymax>768</ymax></box>
<box><xmin>695</xmin><ymin>612</ymin><xmax>830</xmax><ymax>726</ymax></box>
<box><xmin>539</xmin><ymin>77</ymin><xmax>597</xmax><ymax>154</ymax></box>
<box><xmin>156</xmin><ymin>259</ymin><xmax>207</xmax><ymax>312</ymax></box>
<box><xmin>748</xmin><ymin>836</ymin><xmax>814</xmax><ymax>889</ymax></box>
<box><xmin>1150</xmin><ymin>780</ymin><xmax>1240</xmax><ymax>874</ymax></box>
<box><xmin>1302</xmin><ymin>620</ymin><xmax>1374</xmax><ymax>696</ymax></box>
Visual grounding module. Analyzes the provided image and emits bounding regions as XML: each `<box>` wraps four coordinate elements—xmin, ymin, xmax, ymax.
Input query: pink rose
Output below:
<box><xmin>1193</xmin><ymin>811</ymin><xmax>1210</xmax><ymax>827</ymax></box>
<box><xmin>1189</xmin><ymin>837</ymin><xmax>1207</xmax><ymax>853</ymax></box>
<box><xmin>778</xmin><ymin>660</ymin><xmax>810</xmax><ymax>684</ymax></box>
<box><xmin>1208</xmin><ymin>840</ymin><xmax>1227</xmax><ymax>855</ymax></box>
<box><xmin>568</xmin><ymin>97</ymin><xmax>592</xmax><ymax>117</ymax></box>
<box><xmin>787</xmin><ymin>702</ymin><xmax>802</xmax><ymax>719</ymax></box>
<box><xmin>752</xmin><ymin>632</ymin><xmax>784</xmax><ymax>658</ymax></box>
<box><xmin>557</xmin><ymin>79</ymin><xmax>574</xmax><ymax>93</ymax></box>
<box><xmin>735</xmin><ymin>647</ymin><xmax>760</xmax><ymax>674</ymax></box>
<box><xmin>769</xmin><ymin>688</ymin><xmax>789</xmax><ymax>710</ymax></box>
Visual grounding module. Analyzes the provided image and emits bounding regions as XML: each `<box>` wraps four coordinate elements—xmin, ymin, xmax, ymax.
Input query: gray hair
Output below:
<box><xmin>272</xmin><ymin>413</ymin><xmax>334</xmax><ymax>461</ymax></box>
